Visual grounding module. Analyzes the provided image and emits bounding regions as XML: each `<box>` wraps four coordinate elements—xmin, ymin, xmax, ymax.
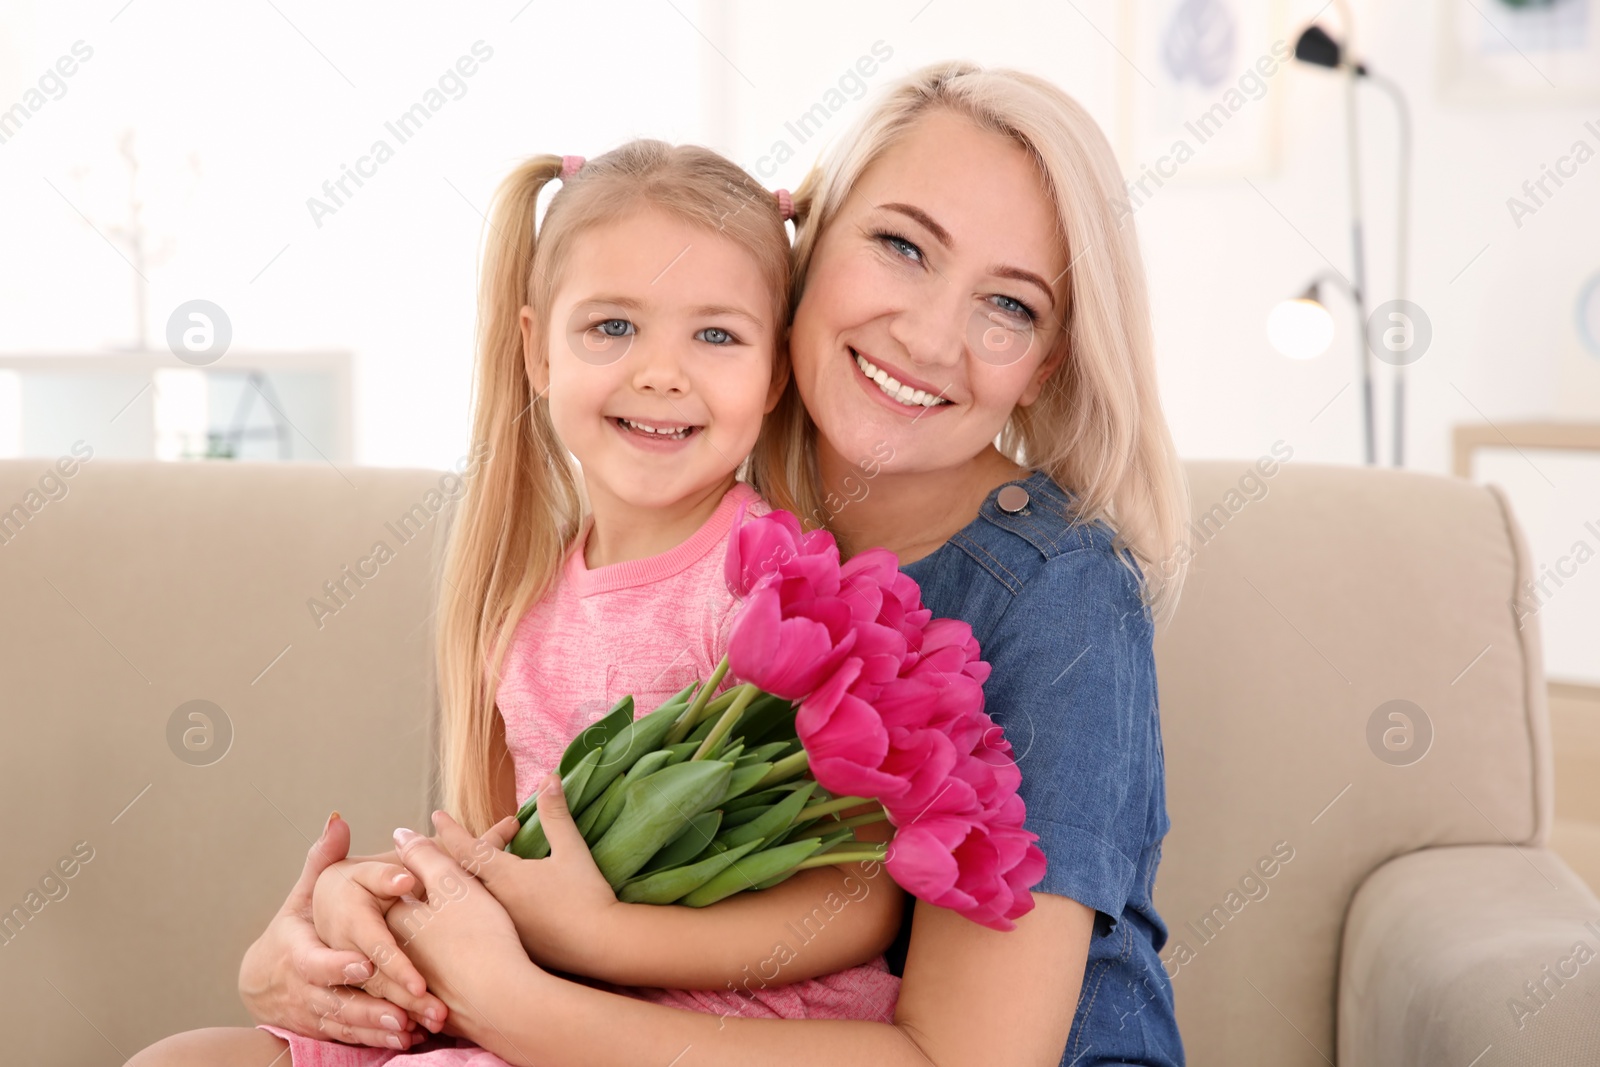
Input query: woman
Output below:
<box><xmin>146</xmin><ymin>61</ymin><xmax>1189</xmax><ymax>1066</ymax></box>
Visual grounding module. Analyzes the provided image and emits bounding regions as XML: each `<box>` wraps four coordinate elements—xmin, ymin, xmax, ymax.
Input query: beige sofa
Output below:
<box><xmin>3</xmin><ymin>457</ymin><xmax>1596</xmax><ymax>1065</ymax></box>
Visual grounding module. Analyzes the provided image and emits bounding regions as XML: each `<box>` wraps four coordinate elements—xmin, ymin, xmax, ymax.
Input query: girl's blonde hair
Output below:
<box><xmin>750</xmin><ymin>61</ymin><xmax>1191</xmax><ymax>623</ymax></box>
<box><xmin>436</xmin><ymin>141</ymin><xmax>791</xmax><ymax>833</ymax></box>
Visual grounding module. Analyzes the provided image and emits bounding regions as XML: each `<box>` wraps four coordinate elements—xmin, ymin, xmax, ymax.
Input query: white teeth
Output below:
<box><xmin>618</xmin><ymin>418</ymin><xmax>692</xmax><ymax>440</ymax></box>
<box><xmin>853</xmin><ymin>351</ymin><xmax>948</xmax><ymax>409</ymax></box>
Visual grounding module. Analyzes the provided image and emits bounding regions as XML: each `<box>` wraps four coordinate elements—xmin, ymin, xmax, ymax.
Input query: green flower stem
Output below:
<box><xmin>792</xmin><ymin>847</ymin><xmax>887</xmax><ymax>870</ymax></box>
<box><xmin>691</xmin><ymin>683</ymin><xmax>759</xmax><ymax>761</ymax></box>
<box><xmin>697</xmin><ymin>686</ymin><xmax>743</xmax><ymax>724</ymax></box>
<box><xmin>829</xmin><ymin>808</ymin><xmax>889</xmax><ymax>830</ymax></box>
<box><xmin>752</xmin><ymin>748</ymin><xmax>809</xmax><ymax>789</ymax></box>
<box><xmin>797</xmin><ymin>795</ymin><xmax>871</xmax><ymax>821</ymax></box>
<box><xmin>666</xmin><ymin>656</ymin><xmax>731</xmax><ymax>746</ymax></box>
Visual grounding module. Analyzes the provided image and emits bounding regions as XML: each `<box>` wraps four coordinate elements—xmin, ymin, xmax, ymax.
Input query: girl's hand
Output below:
<box><xmin>386</xmin><ymin>826</ymin><xmax>550</xmax><ymax>1047</ymax></box>
<box><xmin>430</xmin><ymin>773</ymin><xmax>624</xmax><ymax>972</ymax></box>
<box><xmin>239</xmin><ymin>813</ymin><xmax>431</xmax><ymax>1050</ymax></box>
<box><xmin>311</xmin><ymin>858</ymin><xmax>447</xmax><ymax>1034</ymax></box>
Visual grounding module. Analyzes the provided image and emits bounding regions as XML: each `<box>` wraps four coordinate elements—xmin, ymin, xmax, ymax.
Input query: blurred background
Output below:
<box><xmin>5</xmin><ymin>0</ymin><xmax>1593</xmax><ymax>676</ymax></box>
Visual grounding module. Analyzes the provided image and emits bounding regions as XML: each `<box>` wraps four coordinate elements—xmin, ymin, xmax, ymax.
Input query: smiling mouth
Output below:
<box><xmin>851</xmin><ymin>349</ymin><xmax>951</xmax><ymax>409</ymax></box>
<box><xmin>612</xmin><ymin>417</ymin><xmax>698</xmax><ymax>441</ymax></box>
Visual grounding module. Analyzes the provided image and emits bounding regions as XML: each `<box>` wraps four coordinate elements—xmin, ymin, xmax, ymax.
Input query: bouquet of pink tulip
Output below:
<box><xmin>506</xmin><ymin>507</ymin><xmax>1047</xmax><ymax>931</ymax></box>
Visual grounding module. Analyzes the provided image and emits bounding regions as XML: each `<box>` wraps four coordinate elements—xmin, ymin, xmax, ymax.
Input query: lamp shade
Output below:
<box><xmin>1267</xmin><ymin>298</ymin><xmax>1335</xmax><ymax>360</ymax></box>
<box><xmin>1294</xmin><ymin>24</ymin><xmax>1342</xmax><ymax>69</ymax></box>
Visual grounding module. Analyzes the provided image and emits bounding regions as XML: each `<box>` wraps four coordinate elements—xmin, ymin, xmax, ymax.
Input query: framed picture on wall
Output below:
<box><xmin>1438</xmin><ymin>0</ymin><xmax>1600</xmax><ymax>105</ymax></box>
<box><xmin>1114</xmin><ymin>0</ymin><xmax>1290</xmax><ymax>183</ymax></box>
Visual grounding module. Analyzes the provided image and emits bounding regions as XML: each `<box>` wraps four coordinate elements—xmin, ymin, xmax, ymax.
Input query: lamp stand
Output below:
<box><xmin>1344</xmin><ymin>74</ymin><xmax>1377</xmax><ymax>466</ymax></box>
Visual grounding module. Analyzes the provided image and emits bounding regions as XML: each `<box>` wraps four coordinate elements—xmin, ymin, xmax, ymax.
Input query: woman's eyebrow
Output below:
<box><xmin>882</xmin><ymin>202</ymin><xmax>952</xmax><ymax>247</ymax></box>
<box><xmin>991</xmin><ymin>265</ymin><xmax>1057</xmax><ymax>309</ymax></box>
<box><xmin>881</xmin><ymin>202</ymin><xmax>1058</xmax><ymax>311</ymax></box>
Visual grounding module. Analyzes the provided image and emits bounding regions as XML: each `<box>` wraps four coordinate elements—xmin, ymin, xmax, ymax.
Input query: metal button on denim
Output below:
<box><xmin>996</xmin><ymin>484</ymin><xmax>1030</xmax><ymax>513</ymax></box>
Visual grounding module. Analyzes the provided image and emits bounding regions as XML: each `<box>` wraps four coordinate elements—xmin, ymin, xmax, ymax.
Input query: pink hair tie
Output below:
<box><xmin>774</xmin><ymin>188</ymin><xmax>794</xmax><ymax>221</ymax></box>
<box><xmin>560</xmin><ymin>155</ymin><xmax>585</xmax><ymax>180</ymax></box>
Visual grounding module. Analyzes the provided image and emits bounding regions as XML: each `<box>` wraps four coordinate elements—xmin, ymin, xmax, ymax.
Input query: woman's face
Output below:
<box><xmin>789</xmin><ymin>108</ymin><xmax>1070</xmax><ymax>479</ymax></box>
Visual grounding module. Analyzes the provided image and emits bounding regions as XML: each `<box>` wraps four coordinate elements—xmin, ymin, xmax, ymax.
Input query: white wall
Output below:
<box><xmin>2</xmin><ymin>0</ymin><xmax>1597</xmax><ymax>474</ymax></box>
<box><xmin>0</xmin><ymin>0</ymin><xmax>713</xmax><ymax>468</ymax></box>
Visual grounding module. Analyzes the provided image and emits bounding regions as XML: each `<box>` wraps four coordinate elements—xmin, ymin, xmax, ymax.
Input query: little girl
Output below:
<box><xmin>257</xmin><ymin>141</ymin><xmax>903</xmax><ymax>1064</ymax></box>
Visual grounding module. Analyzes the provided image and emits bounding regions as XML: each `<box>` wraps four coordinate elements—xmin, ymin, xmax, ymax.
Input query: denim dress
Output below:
<box><xmin>887</xmin><ymin>469</ymin><xmax>1185</xmax><ymax>1067</ymax></box>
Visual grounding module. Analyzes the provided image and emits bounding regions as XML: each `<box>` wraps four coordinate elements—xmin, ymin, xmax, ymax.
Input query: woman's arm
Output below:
<box><xmin>497</xmin><ymin>895</ymin><xmax>1092</xmax><ymax>1067</ymax></box>
<box><xmin>443</xmin><ymin>760</ymin><xmax>905</xmax><ymax>990</ymax></box>
<box><xmin>392</xmin><ymin>827</ymin><xmax>1093</xmax><ymax>1067</ymax></box>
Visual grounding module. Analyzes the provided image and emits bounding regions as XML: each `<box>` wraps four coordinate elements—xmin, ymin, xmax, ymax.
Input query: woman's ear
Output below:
<box><xmin>520</xmin><ymin>304</ymin><xmax>550</xmax><ymax>397</ymax></box>
<box><xmin>1018</xmin><ymin>338</ymin><xmax>1068</xmax><ymax>408</ymax></box>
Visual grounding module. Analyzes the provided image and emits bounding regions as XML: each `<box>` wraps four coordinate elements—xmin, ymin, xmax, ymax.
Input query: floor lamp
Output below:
<box><xmin>1267</xmin><ymin>21</ymin><xmax>1413</xmax><ymax>467</ymax></box>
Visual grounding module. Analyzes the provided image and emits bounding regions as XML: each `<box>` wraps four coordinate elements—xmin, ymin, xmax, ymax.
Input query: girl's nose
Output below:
<box><xmin>629</xmin><ymin>339</ymin><xmax>692</xmax><ymax>397</ymax></box>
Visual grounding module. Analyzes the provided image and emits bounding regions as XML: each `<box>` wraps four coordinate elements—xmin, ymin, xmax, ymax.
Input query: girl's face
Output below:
<box><xmin>525</xmin><ymin>207</ymin><xmax>784</xmax><ymax>515</ymax></box>
<box><xmin>789</xmin><ymin>108</ymin><xmax>1070</xmax><ymax>479</ymax></box>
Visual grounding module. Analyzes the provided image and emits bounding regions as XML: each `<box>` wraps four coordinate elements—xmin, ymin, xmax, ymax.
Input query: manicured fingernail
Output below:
<box><xmin>392</xmin><ymin>872</ymin><xmax>408</xmax><ymax>886</ymax></box>
<box><xmin>380</xmin><ymin>1013</ymin><xmax>402</xmax><ymax>1031</ymax></box>
<box><xmin>343</xmin><ymin>960</ymin><xmax>371</xmax><ymax>981</ymax></box>
<box><xmin>393</xmin><ymin>827</ymin><xmax>421</xmax><ymax>848</ymax></box>
<box><xmin>544</xmin><ymin>773</ymin><xmax>560</xmax><ymax>793</ymax></box>
<box><xmin>324</xmin><ymin>810</ymin><xmax>340</xmax><ymax>834</ymax></box>
<box><xmin>387</xmin><ymin>1033</ymin><xmax>405</xmax><ymax>1049</ymax></box>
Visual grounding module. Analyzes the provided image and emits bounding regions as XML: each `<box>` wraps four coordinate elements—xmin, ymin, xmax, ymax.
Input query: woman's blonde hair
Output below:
<box><xmin>750</xmin><ymin>61</ymin><xmax>1191</xmax><ymax>622</ymax></box>
<box><xmin>435</xmin><ymin>141</ymin><xmax>791</xmax><ymax>833</ymax></box>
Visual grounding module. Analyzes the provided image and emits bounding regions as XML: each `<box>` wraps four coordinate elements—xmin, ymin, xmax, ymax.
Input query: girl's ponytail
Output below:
<box><xmin>434</xmin><ymin>154</ymin><xmax>582</xmax><ymax>835</ymax></box>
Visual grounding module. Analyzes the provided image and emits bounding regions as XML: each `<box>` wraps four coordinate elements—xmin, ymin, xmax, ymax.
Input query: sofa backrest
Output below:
<box><xmin>0</xmin><ymin>457</ymin><xmax>1551</xmax><ymax>1066</ymax></box>
<box><xmin>0</xmin><ymin>458</ymin><xmax>452</xmax><ymax>1065</ymax></box>
<box><xmin>1152</xmin><ymin>460</ymin><xmax>1551</xmax><ymax>1065</ymax></box>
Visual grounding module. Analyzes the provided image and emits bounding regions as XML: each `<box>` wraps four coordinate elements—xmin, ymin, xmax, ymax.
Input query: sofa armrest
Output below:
<box><xmin>1339</xmin><ymin>845</ymin><xmax>1600</xmax><ymax>1066</ymax></box>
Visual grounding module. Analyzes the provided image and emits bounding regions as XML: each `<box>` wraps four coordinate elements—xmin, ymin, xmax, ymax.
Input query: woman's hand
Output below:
<box><xmin>310</xmin><ymin>858</ymin><xmax>449</xmax><ymax>1033</ymax></box>
<box><xmin>386</xmin><ymin>826</ymin><xmax>551</xmax><ymax>1051</ymax></box>
<box><xmin>239</xmin><ymin>813</ymin><xmax>439</xmax><ymax>1050</ymax></box>
<box><xmin>430</xmin><ymin>773</ymin><xmax>625</xmax><ymax>973</ymax></box>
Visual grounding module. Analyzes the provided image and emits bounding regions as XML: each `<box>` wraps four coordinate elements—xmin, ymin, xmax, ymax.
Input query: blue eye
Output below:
<box><xmin>593</xmin><ymin>318</ymin><xmax>634</xmax><ymax>337</ymax></box>
<box><xmin>990</xmin><ymin>294</ymin><xmax>1037</xmax><ymax>322</ymax></box>
<box><xmin>873</xmin><ymin>230</ymin><xmax>923</xmax><ymax>263</ymax></box>
<box><xmin>696</xmin><ymin>326</ymin><xmax>735</xmax><ymax>345</ymax></box>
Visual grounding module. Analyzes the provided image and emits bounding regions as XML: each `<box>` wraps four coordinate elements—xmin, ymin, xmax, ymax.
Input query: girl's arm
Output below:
<box><xmin>451</xmin><ymin>743</ymin><xmax>905</xmax><ymax>989</ymax></box>
<box><xmin>391</xmin><ymin>827</ymin><xmax>1093</xmax><ymax>1067</ymax></box>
